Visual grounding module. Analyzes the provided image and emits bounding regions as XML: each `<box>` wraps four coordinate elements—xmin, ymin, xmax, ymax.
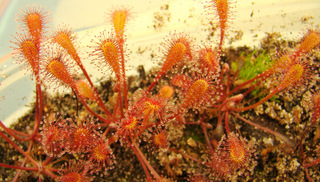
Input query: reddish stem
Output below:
<box><xmin>169</xmin><ymin>148</ymin><xmax>208</xmax><ymax>165</ymax></box>
<box><xmin>0</xmin><ymin>121</ymin><xmax>31</xmax><ymax>141</ymax></box>
<box><xmin>79</xmin><ymin>96</ymin><xmax>110</xmax><ymax>123</ymax></box>
<box><xmin>305</xmin><ymin>168</ymin><xmax>312</xmax><ymax>182</ymax></box>
<box><xmin>226</xmin><ymin>69</ymin><xmax>231</xmax><ymax>94</ymax></box>
<box><xmin>133</xmin><ymin>142</ymin><xmax>161</xmax><ymax>181</ymax></box>
<box><xmin>74</xmin><ymin>56</ymin><xmax>112</xmax><ymax>118</ymax></box>
<box><xmin>303</xmin><ymin>158</ymin><xmax>320</xmax><ymax>168</ymax></box>
<box><xmin>217</xmin><ymin>107</ymin><xmax>223</xmax><ymax>127</ymax></box>
<box><xmin>200</xmin><ymin>119</ymin><xmax>214</xmax><ymax>154</ymax></box>
<box><xmin>146</xmin><ymin>72</ymin><xmax>162</xmax><ymax>95</ymax></box>
<box><xmin>82</xmin><ymin>158</ymin><xmax>93</xmax><ymax>176</ymax></box>
<box><xmin>72</xmin><ymin>86</ymin><xmax>110</xmax><ymax>124</ymax></box>
<box><xmin>230</xmin><ymin>87</ymin><xmax>280</xmax><ymax>112</ymax></box>
<box><xmin>43</xmin><ymin>156</ymin><xmax>54</xmax><ymax>166</ymax></box>
<box><xmin>130</xmin><ymin>145</ymin><xmax>153</xmax><ymax>182</ymax></box>
<box><xmin>6</xmin><ymin>128</ymin><xmax>29</xmax><ymax>137</ymax></box>
<box><xmin>241</xmin><ymin>79</ymin><xmax>263</xmax><ymax>97</ymax></box>
<box><xmin>231</xmin><ymin>112</ymin><xmax>295</xmax><ymax>148</ymax></box>
<box><xmin>12</xmin><ymin>141</ymin><xmax>34</xmax><ymax>182</ymax></box>
<box><xmin>224</xmin><ymin>111</ymin><xmax>230</xmax><ymax>134</ymax></box>
<box><xmin>0</xmin><ymin>129</ymin><xmax>38</xmax><ymax>166</ymax></box>
<box><xmin>0</xmin><ymin>80</ymin><xmax>42</xmax><ymax>141</ymax></box>
<box><xmin>119</xmin><ymin>38</ymin><xmax>128</xmax><ymax>110</ymax></box>
<box><xmin>231</xmin><ymin>69</ymin><xmax>240</xmax><ymax>84</ymax></box>
<box><xmin>300</xmin><ymin>117</ymin><xmax>319</xmax><ymax>160</ymax></box>
<box><xmin>0</xmin><ymin>163</ymin><xmax>38</xmax><ymax>171</ymax></box>
<box><xmin>117</xmin><ymin>87</ymin><xmax>124</xmax><ymax>118</ymax></box>
<box><xmin>227</xmin><ymin>71</ymin><xmax>270</xmax><ymax>97</ymax></box>
<box><xmin>30</xmin><ymin>82</ymin><xmax>42</xmax><ymax>139</ymax></box>
<box><xmin>218</xmin><ymin>28</ymin><xmax>225</xmax><ymax>53</ymax></box>
<box><xmin>42</xmin><ymin>169</ymin><xmax>59</xmax><ymax>179</ymax></box>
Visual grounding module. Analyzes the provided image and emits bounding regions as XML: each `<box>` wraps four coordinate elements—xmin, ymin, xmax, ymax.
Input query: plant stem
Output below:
<box><xmin>133</xmin><ymin>142</ymin><xmax>161</xmax><ymax>181</ymax></box>
<box><xmin>82</xmin><ymin>158</ymin><xmax>93</xmax><ymax>176</ymax></box>
<box><xmin>241</xmin><ymin>79</ymin><xmax>262</xmax><ymax>97</ymax></box>
<box><xmin>303</xmin><ymin>158</ymin><xmax>320</xmax><ymax>168</ymax></box>
<box><xmin>0</xmin><ymin>81</ymin><xmax>42</xmax><ymax>141</ymax></box>
<box><xmin>42</xmin><ymin>169</ymin><xmax>59</xmax><ymax>179</ymax></box>
<box><xmin>230</xmin><ymin>87</ymin><xmax>280</xmax><ymax>112</ymax></box>
<box><xmin>12</xmin><ymin>141</ymin><xmax>33</xmax><ymax>182</ymax></box>
<box><xmin>30</xmin><ymin>82</ymin><xmax>42</xmax><ymax>139</ymax></box>
<box><xmin>200</xmin><ymin>119</ymin><xmax>214</xmax><ymax>154</ymax></box>
<box><xmin>0</xmin><ymin>163</ymin><xmax>38</xmax><ymax>171</ymax></box>
<box><xmin>227</xmin><ymin>71</ymin><xmax>270</xmax><ymax>97</ymax></box>
<box><xmin>72</xmin><ymin>86</ymin><xmax>110</xmax><ymax>124</ymax></box>
<box><xmin>169</xmin><ymin>148</ymin><xmax>207</xmax><ymax>165</ymax></box>
<box><xmin>74</xmin><ymin>56</ymin><xmax>113</xmax><ymax>118</ymax></box>
<box><xmin>0</xmin><ymin>129</ymin><xmax>38</xmax><ymax>166</ymax></box>
<box><xmin>146</xmin><ymin>72</ymin><xmax>162</xmax><ymax>95</ymax></box>
<box><xmin>0</xmin><ymin>121</ymin><xmax>31</xmax><ymax>141</ymax></box>
<box><xmin>118</xmin><ymin>88</ymin><xmax>124</xmax><ymax>118</ymax></box>
<box><xmin>224</xmin><ymin>111</ymin><xmax>230</xmax><ymax>134</ymax></box>
<box><xmin>232</xmin><ymin>112</ymin><xmax>295</xmax><ymax>148</ymax></box>
<box><xmin>130</xmin><ymin>145</ymin><xmax>153</xmax><ymax>182</ymax></box>
<box><xmin>119</xmin><ymin>38</ymin><xmax>128</xmax><ymax>110</ymax></box>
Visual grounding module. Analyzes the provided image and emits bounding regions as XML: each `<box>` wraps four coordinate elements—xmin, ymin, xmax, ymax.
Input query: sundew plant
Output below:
<box><xmin>0</xmin><ymin>0</ymin><xmax>320</xmax><ymax>181</ymax></box>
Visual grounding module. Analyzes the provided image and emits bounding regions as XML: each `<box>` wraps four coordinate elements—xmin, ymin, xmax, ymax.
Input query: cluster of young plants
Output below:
<box><xmin>1</xmin><ymin>0</ymin><xmax>320</xmax><ymax>181</ymax></box>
